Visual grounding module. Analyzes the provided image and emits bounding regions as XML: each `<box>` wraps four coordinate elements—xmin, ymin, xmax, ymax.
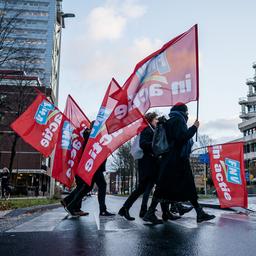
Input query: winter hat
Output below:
<box><xmin>170</xmin><ymin>102</ymin><xmax>188</xmax><ymax>113</ymax></box>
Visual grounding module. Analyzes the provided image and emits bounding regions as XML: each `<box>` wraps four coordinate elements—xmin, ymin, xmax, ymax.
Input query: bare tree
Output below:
<box><xmin>0</xmin><ymin>0</ymin><xmax>24</xmax><ymax>68</ymax></box>
<box><xmin>0</xmin><ymin>1</ymin><xmax>48</xmax><ymax>172</ymax></box>
<box><xmin>111</xmin><ymin>141</ymin><xmax>135</xmax><ymax>194</ymax></box>
<box><xmin>193</xmin><ymin>134</ymin><xmax>213</xmax><ymax>153</ymax></box>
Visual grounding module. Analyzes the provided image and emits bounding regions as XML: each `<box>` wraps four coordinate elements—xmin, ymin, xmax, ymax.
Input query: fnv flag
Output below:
<box><xmin>52</xmin><ymin>96</ymin><xmax>91</xmax><ymax>187</ymax></box>
<box><xmin>11</xmin><ymin>94</ymin><xmax>65</xmax><ymax>157</ymax></box>
<box><xmin>76</xmin><ymin>79</ymin><xmax>147</xmax><ymax>186</ymax></box>
<box><xmin>208</xmin><ymin>142</ymin><xmax>248</xmax><ymax>208</ymax></box>
<box><xmin>106</xmin><ymin>24</ymin><xmax>199</xmax><ymax>133</ymax></box>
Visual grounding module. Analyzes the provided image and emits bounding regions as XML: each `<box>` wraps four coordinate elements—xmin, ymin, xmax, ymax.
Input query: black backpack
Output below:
<box><xmin>152</xmin><ymin>118</ymin><xmax>169</xmax><ymax>157</ymax></box>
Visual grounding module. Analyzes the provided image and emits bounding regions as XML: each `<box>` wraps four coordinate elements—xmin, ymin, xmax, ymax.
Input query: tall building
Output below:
<box><xmin>238</xmin><ymin>62</ymin><xmax>256</xmax><ymax>181</ymax></box>
<box><xmin>0</xmin><ymin>0</ymin><xmax>72</xmax><ymax>196</ymax></box>
<box><xmin>0</xmin><ymin>0</ymin><xmax>63</xmax><ymax>102</ymax></box>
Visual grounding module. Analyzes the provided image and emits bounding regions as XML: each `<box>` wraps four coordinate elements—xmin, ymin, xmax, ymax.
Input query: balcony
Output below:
<box><xmin>246</xmin><ymin>78</ymin><xmax>256</xmax><ymax>86</ymax></box>
<box><xmin>246</xmin><ymin>95</ymin><xmax>256</xmax><ymax>102</ymax></box>
<box><xmin>238</xmin><ymin>116</ymin><xmax>256</xmax><ymax>130</ymax></box>
<box><xmin>244</xmin><ymin>152</ymin><xmax>256</xmax><ymax>160</ymax></box>
<box><xmin>239</xmin><ymin>97</ymin><xmax>247</xmax><ymax>104</ymax></box>
<box><xmin>239</xmin><ymin>112</ymin><xmax>256</xmax><ymax>120</ymax></box>
<box><xmin>244</xmin><ymin>133</ymin><xmax>256</xmax><ymax>142</ymax></box>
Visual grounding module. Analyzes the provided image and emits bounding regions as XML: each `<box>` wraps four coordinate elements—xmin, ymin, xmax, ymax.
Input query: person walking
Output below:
<box><xmin>0</xmin><ymin>167</ymin><xmax>10</xmax><ymax>199</ymax></box>
<box><xmin>143</xmin><ymin>103</ymin><xmax>215</xmax><ymax>224</ymax></box>
<box><xmin>61</xmin><ymin>123</ymin><xmax>115</xmax><ymax>217</ymax></box>
<box><xmin>119</xmin><ymin>112</ymin><xmax>180</xmax><ymax>222</ymax></box>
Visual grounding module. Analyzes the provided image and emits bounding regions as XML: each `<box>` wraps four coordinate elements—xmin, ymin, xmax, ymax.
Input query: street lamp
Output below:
<box><xmin>61</xmin><ymin>13</ymin><xmax>75</xmax><ymax>28</ymax></box>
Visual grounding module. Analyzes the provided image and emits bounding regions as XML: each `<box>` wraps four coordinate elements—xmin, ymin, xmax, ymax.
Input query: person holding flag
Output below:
<box><xmin>61</xmin><ymin>122</ymin><xmax>115</xmax><ymax>217</ymax></box>
<box><xmin>143</xmin><ymin>103</ymin><xmax>215</xmax><ymax>224</ymax></box>
<box><xmin>119</xmin><ymin>112</ymin><xmax>180</xmax><ymax>223</ymax></box>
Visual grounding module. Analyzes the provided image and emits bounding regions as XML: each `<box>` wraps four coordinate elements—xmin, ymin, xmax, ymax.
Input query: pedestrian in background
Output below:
<box><xmin>0</xmin><ymin>167</ymin><xmax>10</xmax><ymax>199</ymax></box>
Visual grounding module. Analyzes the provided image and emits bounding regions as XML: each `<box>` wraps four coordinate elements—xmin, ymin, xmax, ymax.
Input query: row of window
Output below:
<box><xmin>243</xmin><ymin>127</ymin><xmax>256</xmax><ymax>136</ymax></box>
<box><xmin>22</xmin><ymin>11</ymin><xmax>49</xmax><ymax>17</ymax></box>
<box><xmin>13</xmin><ymin>28</ymin><xmax>47</xmax><ymax>35</ymax></box>
<box><xmin>244</xmin><ymin>143</ymin><xmax>256</xmax><ymax>153</ymax></box>
<box><xmin>4</xmin><ymin>38</ymin><xmax>47</xmax><ymax>45</ymax></box>
<box><xmin>2</xmin><ymin>1</ymin><xmax>49</xmax><ymax>7</ymax></box>
<box><xmin>247</xmin><ymin>105</ymin><xmax>256</xmax><ymax>113</ymax></box>
<box><xmin>3</xmin><ymin>18</ymin><xmax>48</xmax><ymax>25</ymax></box>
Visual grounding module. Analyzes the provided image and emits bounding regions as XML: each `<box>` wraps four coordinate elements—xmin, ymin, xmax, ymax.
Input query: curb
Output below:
<box><xmin>4</xmin><ymin>203</ymin><xmax>61</xmax><ymax>218</ymax></box>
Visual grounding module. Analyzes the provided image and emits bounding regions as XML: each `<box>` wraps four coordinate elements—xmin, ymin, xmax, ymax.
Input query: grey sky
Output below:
<box><xmin>59</xmin><ymin>0</ymin><xmax>256</xmax><ymax>142</ymax></box>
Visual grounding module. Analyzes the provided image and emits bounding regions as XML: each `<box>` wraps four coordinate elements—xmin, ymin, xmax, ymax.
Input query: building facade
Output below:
<box><xmin>0</xmin><ymin>0</ymin><xmax>63</xmax><ymax>101</ymax></box>
<box><xmin>238</xmin><ymin>62</ymin><xmax>256</xmax><ymax>183</ymax></box>
<box><xmin>0</xmin><ymin>0</ymin><xmax>66</xmax><ymax>196</ymax></box>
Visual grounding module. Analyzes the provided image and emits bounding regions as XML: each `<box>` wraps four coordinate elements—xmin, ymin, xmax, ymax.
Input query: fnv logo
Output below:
<box><xmin>90</xmin><ymin>107</ymin><xmax>111</xmax><ymax>138</ymax></box>
<box><xmin>34</xmin><ymin>100</ymin><xmax>55</xmax><ymax>125</ymax></box>
<box><xmin>224</xmin><ymin>158</ymin><xmax>242</xmax><ymax>185</ymax></box>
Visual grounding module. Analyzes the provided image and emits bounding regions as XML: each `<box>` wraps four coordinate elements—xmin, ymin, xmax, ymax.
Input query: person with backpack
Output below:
<box><xmin>119</xmin><ymin>112</ymin><xmax>180</xmax><ymax>222</ymax></box>
<box><xmin>143</xmin><ymin>103</ymin><xmax>215</xmax><ymax>224</ymax></box>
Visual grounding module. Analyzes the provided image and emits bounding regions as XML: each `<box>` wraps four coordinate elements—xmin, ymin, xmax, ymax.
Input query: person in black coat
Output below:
<box><xmin>143</xmin><ymin>103</ymin><xmax>215</xmax><ymax>224</ymax></box>
<box><xmin>61</xmin><ymin>122</ymin><xmax>115</xmax><ymax>217</ymax></box>
<box><xmin>119</xmin><ymin>112</ymin><xmax>180</xmax><ymax>222</ymax></box>
<box><xmin>1</xmin><ymin>167</ymin><xmax>10</xmax><ymax>198</ymax></box>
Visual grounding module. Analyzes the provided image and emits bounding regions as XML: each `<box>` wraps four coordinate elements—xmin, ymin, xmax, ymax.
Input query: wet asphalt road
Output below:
<box><xmin>0</xmin><ymin>195</ymin><xmax>256</xmax><ymax>256</ymax></box>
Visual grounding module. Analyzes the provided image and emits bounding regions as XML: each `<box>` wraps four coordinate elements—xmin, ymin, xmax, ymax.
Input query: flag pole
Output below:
<box><xmin>195</xmin><ymin>24</ymin><xmax>199</xmax><ymax>142</ymax></box>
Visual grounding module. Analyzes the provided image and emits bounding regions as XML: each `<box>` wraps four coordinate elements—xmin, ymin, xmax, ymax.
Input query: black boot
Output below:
<box><xmin>143</xmin><ymin>208</ymin><xmax>163</xmax><ymax>224</ymax></box>
<box><xmin>196</xmin><ymin>207</ymin><xmax>215</xmax><ymax>223</ymax></box>
<box><xmin>100</xmin><ymin>211</ymin><xmax>115</xmax><ymax>217</ymax></box>
<box><xmin>162</xmin><ymin>211</ymin><xmax>181</xmax><ymax>221</ymax></box>
<box><xmin>170</xmin><ymin>203</ymin><xmax>179</xmax><ymax>214</ymax></box>
<box><xmin>176</xmin><ymin>203</ymin><xmax>193</xmax><ymax>216</ymax></box>
<box><xmin>139</xmin><ymin>207</ymin><xmax>147</xmax><ymax>218</ymax></box>
<box><xmin>118</xmin><ymin>207</ymin><xmax>135</xmax><ymax>221</ymax></box>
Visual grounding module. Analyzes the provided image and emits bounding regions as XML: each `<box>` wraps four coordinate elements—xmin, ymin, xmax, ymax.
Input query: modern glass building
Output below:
<box><xmin>0</xmin><ymin>0</ymin><xmax>70</xmax><ymax>196</ymax></box>
<box><xmin>0</xmin><ymin>0</ymin><xmax>63</xmax><ymax>102</ymax></box>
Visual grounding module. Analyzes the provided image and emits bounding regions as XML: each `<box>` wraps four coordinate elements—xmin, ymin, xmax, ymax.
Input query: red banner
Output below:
<box><xmin>76</xmin><ymin>79</ymin><xmax>147</xmax><ymax>185</ymax></box>
<box><xmin>11</xmin><ymin>94</ymin><xmax>65</xmax><ymax>157</ymax></box>
<box><xmin>52</xmin><ymin>96</ymin><xmax>91</xmax><ymax>187</ymax></box>
<box><xmin>64</xmin><ymin>94</ymin><xmax>91</xmax><ymax>129</ymax></box>
<box><xmin>208</xmin><ymin>142</ymin><xmax>248</xmax><ymax>208</ymax></box>
<box><xmin>106</xmin><ymin>24</ymin><xmax>199</xmax><ymax>133</ymax></box>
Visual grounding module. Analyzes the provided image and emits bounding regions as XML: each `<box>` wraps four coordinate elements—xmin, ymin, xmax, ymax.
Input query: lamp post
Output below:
<box><xmin>49</xmin><ymin>10</ymin><xmax>75</xmax><ymax>198</ymax></box>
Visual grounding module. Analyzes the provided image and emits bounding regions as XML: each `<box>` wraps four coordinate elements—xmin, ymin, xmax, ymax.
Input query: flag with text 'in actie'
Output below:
<box><xmin>52</xmin><ymin>96</ymin><xmax>91</xmax><ymax>187</ymax></box>
<box><xmin>208</xmin><ymin>142</ymin><xmax>248</xmax><ymax>208</ymax></box>
<box><xmin>106</xmin><ymin>24</ymin><xmax>199</xmax><ymax>134</ymax></box>
<box><xmin>11</xmin><ymin>94</ymin><xmax>66</xmax><ymax>157</ymax></box>
<box><xmin>76</xmin><ymin>78</ymin><xmax>147</xmax><ymax>186</ymax></box>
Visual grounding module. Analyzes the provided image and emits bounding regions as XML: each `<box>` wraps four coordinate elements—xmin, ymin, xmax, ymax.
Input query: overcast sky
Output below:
<box><xmin>59</xmin><ymin>0</ymin><xmax>256</xmax><ymax>142</ymax></box>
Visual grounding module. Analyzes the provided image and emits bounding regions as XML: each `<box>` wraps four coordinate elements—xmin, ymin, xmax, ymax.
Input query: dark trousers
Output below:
<box><xmin>65</xmin><ymin>171</ymin><xmax>107</xmax><ymax>212</ymax></box>
<box><xmin>123</xmin><ymin>176</ymin><xmax>153</xmax><ymax>209</ymax></box>
<box><xmin>1</xmin><ymin>184</ymin><xmax>9</xmax><ymax>197</ymax></box>
<box><xmin>140</xmin><ymin>181</ymin><xmax>154</xmax><ymax>211</ymax></box>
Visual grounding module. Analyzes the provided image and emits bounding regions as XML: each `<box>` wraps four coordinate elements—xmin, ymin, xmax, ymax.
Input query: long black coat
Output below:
<box><xmin>138</xmin><ymin>126</ymin><xmax>158</xmax><ymax>182</ymax></box>
<box><xmin>156</xmin><ymin>112</ymin><xmax>198</xmax><ymax>202</ymax></box>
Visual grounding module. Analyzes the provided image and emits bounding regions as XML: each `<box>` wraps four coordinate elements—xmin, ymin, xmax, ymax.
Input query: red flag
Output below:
<box><xmin>52</xmin><ymin>96</ymin><xmax>91</xmax><ymax>187</ymax></box>
<box><xmin>106</xmin><ymin>24</ymin><xmax>199</xmax><ymax>133</ymax></box>
<box><xmin>208</xmin><ymin>142</ymin><xmax>248</xmax><ymax>208</ymax></box>
<box><xmin>11</xmin><ymin>94</ymin><xmax>65</xmax><ymax>157</ymax></box>
<box><xmin>64</xmin><ymin>94</ymin><xmax>91</xmax><ymax>129</ymax></box>
<box><xmin>76</xmin><ymin>79</ymin><xmax>147</xmax><ymax>185</ymax></box>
